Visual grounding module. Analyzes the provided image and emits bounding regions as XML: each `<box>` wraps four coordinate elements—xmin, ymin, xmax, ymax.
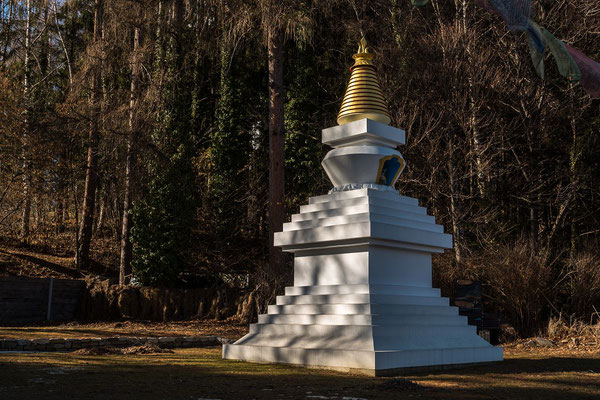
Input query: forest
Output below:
<box><xmin>1</xmin><ymin>0</ymin><xmax>599</xmax><ymax>338</ymax></box>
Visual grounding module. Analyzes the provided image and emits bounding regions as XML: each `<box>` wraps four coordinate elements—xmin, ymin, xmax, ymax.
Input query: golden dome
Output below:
<box><xmin>337</xmin><ymin>37</ymin><xmax>391</xmax><ymax>126</ymax></box>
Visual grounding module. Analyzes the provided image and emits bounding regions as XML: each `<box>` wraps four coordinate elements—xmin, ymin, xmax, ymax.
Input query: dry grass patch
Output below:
<box><xmin>73</xmin><ymin>343</ymin><xmax>173</xmax><ymax>356</ymax></box>
<box><xmin>0</xmin><ymin>319</ymin><xmax>248</xmax><ymax>340</ymax></box>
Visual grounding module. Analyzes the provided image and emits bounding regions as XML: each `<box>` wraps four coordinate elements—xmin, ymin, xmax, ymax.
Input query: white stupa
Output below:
<box><xmin>222</xmin><ymin>38</ymin><xmax>503</xmax><ymax>375</ymax></box>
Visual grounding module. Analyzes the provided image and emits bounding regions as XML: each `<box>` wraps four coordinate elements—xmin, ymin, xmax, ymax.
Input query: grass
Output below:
<box><xmin>1</xmin><ymin>347</ymin><xmax>599</xmax><ymax>399</ymax></box>
<box><xmin>0</xmin><ymin>320</ymin><xmax>249</xmax><ymax>341</ymax></box>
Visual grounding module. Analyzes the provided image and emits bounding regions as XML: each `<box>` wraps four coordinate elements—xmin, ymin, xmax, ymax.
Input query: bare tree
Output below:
<box><xmin>119</xmin><ymin>6</ymin><xmax>142</xmax><ymax>286</ymax></box>
<box><xmin>76</xmin><ymin>0</ymin><xmax>103</xmax><ymax>270</ymax></box>
<box><xmin>20</xmin><ymin>0</ymin><xmax>32</xmax><ymax>242</ymax></box>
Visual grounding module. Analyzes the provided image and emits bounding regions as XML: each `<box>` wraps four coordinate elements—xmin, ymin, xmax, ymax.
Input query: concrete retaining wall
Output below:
<box><xmin>0</xmin><ymin>277</ymin><xmax>85</xmax><ymax>324</ymax></box>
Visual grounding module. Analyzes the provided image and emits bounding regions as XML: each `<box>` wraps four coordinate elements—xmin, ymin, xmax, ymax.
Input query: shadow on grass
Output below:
<box><xmin>421</xmin><ymin>356</ymin><xmax>600</xmax><ymax>375</ymax></box>
<box><xmin>1</xmin><ymin>349</ymin><xmax>599</xmax><ymax>400</ymax></box>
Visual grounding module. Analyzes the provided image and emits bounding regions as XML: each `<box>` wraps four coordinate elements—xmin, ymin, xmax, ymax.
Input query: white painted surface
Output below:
<box><xmin>321</xmin><ymin>120</ymin><xmax>407</xmax><ymax>188</ymax></box>
<box><xmin>290</xmin><ymin>204</ymin><xmax>435</xmax><ymax>224</ymax></box>
<box><xmin>276</xmin><ymin>191</ymin><xmax>450</xmax><ymax>252</ymax></box>
<box><xmin>223</xmin><ymin>344</ymin><xmax>502</xmax><ymax>373</ymax></box>
<box><xmin>299</xmin><ymin>195</ymin><xmax>425</xmax><ymax>214</ymax></box>
<box><xmin>294</xmin><ymin>249</ymin><xmax>370</xmax><ymax>286</ymax></box>
<box><xmin>292</xmin><ymin>247</ymin><xmax>433</xmax><ymax>287</ymax></box>
<box><xmin>267</xmin><ymin>303</ymin><xmax>460</xmax><ymax>316</ymax></box>
<box><xmin>284</xmin><ymin>284</ymin><xmax>441</xmax><ymax>296</ymax></box>
<box><xmin>224</xmin><ymin>189</ymin><xmax>503</xmax><ymax>372</ymax></box>
<box><xmin>322</xmin><ymin>119</ymin><xmax>406</xmax><ymax>148</ymax></box>
<box><xmin>257</xmin><ymin>313</ymin><xmax>466</xmax><ymax>326</ymax></box>
<box><xmin>368</xmin><ymin>247</ymin><xmax>433</xmax><ymax>287</ymax></box>
<box><xmin>309</xmin><ymin>188</ymin><xmax>418</xmax><ymax>206</ymax></box>
<box><xmin>321</xmin><ymin>145</ymin><xmax>405</xmax><ymax>188</ymax></box>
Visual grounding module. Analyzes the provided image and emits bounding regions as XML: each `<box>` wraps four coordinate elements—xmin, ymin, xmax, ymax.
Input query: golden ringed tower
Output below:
<box><xmin>337</xmin><ymin>37</ymin><xmax>391</xmax><ymax>125</ymax></box>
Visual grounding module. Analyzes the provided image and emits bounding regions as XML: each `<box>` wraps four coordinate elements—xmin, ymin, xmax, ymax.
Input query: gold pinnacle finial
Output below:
<box><xmin>353</xmin><ymin>37</ymin><xmax>374</xmax><ymax>66</ymax></box>
<box><xmin>337</xmin><ymin>37</ymin><xmax>391</xmax><ymax>126</ymax></box>
<box><xmin>358</xmin><ymin>37</ymin><xmax>368</xmax><ymax>54</ymax></box>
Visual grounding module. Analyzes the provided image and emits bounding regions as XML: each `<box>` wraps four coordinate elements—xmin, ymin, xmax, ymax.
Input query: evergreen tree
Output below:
<box><xmin>284</xmin><ymin>45</ymin><xmax>326</xmax><ymax>212</ymax></box>
<box><xmin>130</xmin><ymin>0</ymin><xmax>196</xmax><ymax>286</ymax></box>
<box><xmin>209</xmin><ymin>38</ymin><xmax>252</xmax><ymax>238</ymax></box>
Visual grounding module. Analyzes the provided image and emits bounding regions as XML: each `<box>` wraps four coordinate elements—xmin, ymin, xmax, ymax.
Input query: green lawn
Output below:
<box><xmin>1</xmin><ymin>347</ymin><xmax>599</xmax><ymax>399</ymax></box>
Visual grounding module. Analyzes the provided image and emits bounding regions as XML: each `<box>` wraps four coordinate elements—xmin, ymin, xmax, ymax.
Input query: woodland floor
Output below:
<box><xmin>0</xmin><ymin>244</ymin><xmax>81</xmax><ymax>279</ymax></box>
<box><xmin>0</xmin><ymin>238</ymin><xmax>120</xmax><ymax>280</ymax></box>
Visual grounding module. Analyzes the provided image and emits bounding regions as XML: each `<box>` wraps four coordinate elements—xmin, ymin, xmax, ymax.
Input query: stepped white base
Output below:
<box><xmin>223</xmin><ymin>343</ymin><xmax>503</xmax><ymax>376</ymax></box>
<box><xmin>223</xmin><ymin>189</ymin><xmax>503</xmax><ymax>374</ymax></box>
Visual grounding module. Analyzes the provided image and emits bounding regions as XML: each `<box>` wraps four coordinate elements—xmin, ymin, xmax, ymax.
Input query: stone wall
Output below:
<box><xmin>0</xmin><ymin>335</ymin><xmax>229</xmax><ymax>352</ymax></box>
<box><xmin>0</xmin><ymin>277</ymin><xmax>85</xmax><ymax>324</ymax></box>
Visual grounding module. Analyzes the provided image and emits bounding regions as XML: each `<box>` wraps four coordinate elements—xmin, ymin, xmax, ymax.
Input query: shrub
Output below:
<box><xmin>432</xmin><ymin>252</ymin><xmax>483</xmax><ymax>298</ymax></box>
<box><xmin>564</xmin><ymin>250</ymin><xmax>600</xmax><ymax>321</ymax></box>
<box><xmin>481</xmin><ymin>239</ymin><xmax>553</xmax><ymax>337</ymax></box>
<box><xmin>546</xmin><ymin>316</ymin><xmax>600</xmax><ymax>344</ymax></box>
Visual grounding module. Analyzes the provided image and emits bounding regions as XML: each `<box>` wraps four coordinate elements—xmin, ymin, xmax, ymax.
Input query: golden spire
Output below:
<box><xmin>337</xmin><ymin>37</ymin><xmax>391</xmax><ymax>126</ymax></box>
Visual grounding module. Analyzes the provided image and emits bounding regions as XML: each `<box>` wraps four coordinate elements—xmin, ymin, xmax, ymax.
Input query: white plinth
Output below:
<box><xmin>322</xmin><ymin>118</ymin><xmax>405</xmax><ymax>148</ymax></box>
<box><xmin>223</xmin><ymin>188</ymin><xmax>503</xmax><ymax>375</ymax></box>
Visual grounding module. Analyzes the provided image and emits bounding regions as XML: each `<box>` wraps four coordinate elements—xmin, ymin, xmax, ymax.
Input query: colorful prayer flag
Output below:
<box><xmin>565</xmin><ymin>45</ymin><xmax>600</xmax><ymax>99</ymax></box>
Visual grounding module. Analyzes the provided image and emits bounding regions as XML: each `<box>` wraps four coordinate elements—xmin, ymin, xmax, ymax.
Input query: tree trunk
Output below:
<box><xmin>20</xmin><ymin>0</ymin><xmax>32</xmax><ymax>242</ymax></box>
<box><xmin>529</xmin><ymin>196</ymin><xmax>539</xmax><ymax>250</ymax></box>
<box><xmin>568</xmin><ymin>85</ymin><xmax>579</xmax><ymax>257</ymax></box>
<box><xmin>73</xmin><ymin>180</ymin><xmax>80</xmax><ymax>268</ymax></box>
<box><xmin>267</xmin><ymin>20</ymin><xmax>286</xmax><ymax>275</ymax></box>
<box><xmin>56</xmin><ymin>198</ymin><xmax>64</xmax><ymax>233</ymax></box>
<box><xmin>447</xmin><ymin>140</ymin><xmax>462</xmax><ymax>265</ymax></box>
<box><xmin>119</xmin><ymin>21</ymin><xmax>141</xmax><ymax>286</ymax></box>
<box><xmin>173</xmin><ymin>0</ymin><xmax>183</xmax><ymax>27</ymax></box>
<box><xmin>1</xmin><ymin>1</ymin><xmax>13</xmax><ymax>61</ymax></box>
<box><xmin>95</xmin><ymin>190</ymin><xmax>105</xmax><ymax>233</ymax></box>
<box><xmin>76</xmin><ymin>0</ymin><xmax>103</xmax><ymax>270</ymax></box>
<box><xmin>461</xmin><ymin>0</ymin><xmax>486</xmax><ymax>197</ymax></box>
<box><xmin>34</xmin><ymin>196</ymin><xmax>40</xmax><ymax>227</ymax></box>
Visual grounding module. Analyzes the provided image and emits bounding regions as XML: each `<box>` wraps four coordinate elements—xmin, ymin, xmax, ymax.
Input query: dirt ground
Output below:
<box><xmin>0</xmin><ymin>244</ymin><xmax>83</xmax><ymax>279</ymax></box>
<box><xmin>0</xmin><ymin>346</ymin><xmax>598</xmax><ymax>400</ymax></box>
<box><xmin>0</xmin><ymin>241</ymin><xmax>119</xmax><ymax>279</ymax></box>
